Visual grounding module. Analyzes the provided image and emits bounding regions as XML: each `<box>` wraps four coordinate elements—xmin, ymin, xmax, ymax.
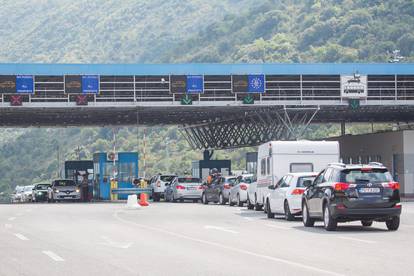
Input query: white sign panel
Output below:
<box><xmin>341</xmin><ymin>75</ymin><xmax>367</xmax><ymax>98</ymax></box>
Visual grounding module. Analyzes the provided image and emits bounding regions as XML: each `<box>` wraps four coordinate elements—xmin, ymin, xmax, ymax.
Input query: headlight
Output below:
<box><xmin>55</xmin><ymin>190</ymin><xmax>59</xmax><ymax>193</ymax></box>
<box><xmin>76</xmin><ymin>189</ymin><xmax>80</xmax><ymax>193</ymax></box>
<box><xmin>38</xmin><ymin>192</ymin><xmax>42</xmax><ymax>195</ymax></box>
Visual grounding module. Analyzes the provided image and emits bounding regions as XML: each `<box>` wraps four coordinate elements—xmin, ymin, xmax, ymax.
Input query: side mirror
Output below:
<box><xmin>268</xmin><ymin>185</ymin><xmax>275</xmax><ymax>190</ymax></box>
<box><xmin>303</xmin><ymin>180</ymin><xmax>313</xmax><ymax>187</ymax></box>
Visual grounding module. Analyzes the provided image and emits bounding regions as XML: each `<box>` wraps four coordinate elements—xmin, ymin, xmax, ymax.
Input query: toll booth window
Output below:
<box><xmin>104</xmin><ymin>163</ymin><xmax>116</xmax><ymax>180</ymax></box>
<box><xmin>119</xmin><ymin>163</ymin><xmax>135</xmax><ymax>183</ymax></box>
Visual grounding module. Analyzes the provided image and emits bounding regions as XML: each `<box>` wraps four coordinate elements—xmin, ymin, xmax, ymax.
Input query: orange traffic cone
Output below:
<box><xmin>139</xmin><ymin>193</ymin><xmax>149</xmax><ymax>207</ymax></box>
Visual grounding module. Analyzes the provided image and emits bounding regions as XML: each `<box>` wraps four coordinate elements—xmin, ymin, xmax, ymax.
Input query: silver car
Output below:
<box><xmin>48</xmin><ymin>179</ymin><xmax>80</xmax><ymax>202</ymax></box>
<box><xmin>165</xmin><ymin>177</ymin><xmax>203</xmax><ymax>203</ymax></box>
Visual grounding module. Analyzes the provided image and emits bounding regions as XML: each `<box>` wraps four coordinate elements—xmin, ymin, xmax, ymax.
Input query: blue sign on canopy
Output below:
<box><xmin>186</xmin><ymin>75</ymin><xmax>204</xmax><ymax>94</ymax></box>
<box><xmin>16</xmin><ymin>75</ymin><xmax>34</xmax><ymax>94</ymax></box>
<box><xmin>248</xmin><ymin>74</ymin><xmax>265</xmax><ymax>93</ymax></box>
<box><xmin>81</xmin><ymin>75</ymin><xmax>99</xmax><ymax>94</ymax></box>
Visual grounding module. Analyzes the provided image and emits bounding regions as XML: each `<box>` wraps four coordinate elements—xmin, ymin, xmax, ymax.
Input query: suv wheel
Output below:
<box><xmin>153</xmin><ymin>193</ymin><xmax>160</xmax><ymax>202</ymax></box>
<box><xmin>323</xmin><ymin>204</ymin><xmax>337</xmax><ymax>231</ymax></box>
<box><xmin>254</xmin><ymin>194</ymin><xmax>262</xmax><ymax>211</ymax></box>
<box><xmin>284</xmin><ymin>200</ymin><xmax>295</xmax><ymax>221</ymax></box>
<box><xmin>302</xmin><ymin>201</ymin><xmax>315</xmax><ymax>227</ymax></box>
<box><xmin>361</xmin><ymin>220</ymin><xmax>373</xmax><ymax>227</ymax></box>
<box><xmin>202</xmin><ymin>193</ymin><xmax>208</xmax><ymax>205</ymax></box>
<box><xmin>386</xmin><ymin>216</ymin><xmax>400</xmax><ymax>231</ymax></box>
<box><xmin>219</xmin><ymin>193</ymin><xmax>226</xmax><ymax>205</ymax></box>
<box><xmin>266</xmin><ymin>200</ymin><xmax>275</xmax><ymax>219</ymax></box>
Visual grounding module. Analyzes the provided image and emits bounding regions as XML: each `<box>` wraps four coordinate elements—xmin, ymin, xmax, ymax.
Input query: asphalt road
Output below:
<box><xmin>1</xmin><ymin>201</ymin><xmax>414</xmax><ymax>276</ymax></box>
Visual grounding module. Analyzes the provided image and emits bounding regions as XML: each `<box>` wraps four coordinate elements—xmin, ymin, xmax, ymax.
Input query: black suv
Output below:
<box><xmin>302</xmin><ymin>162</ymin><xmax>401</xmax><ymax>231</ymax></box>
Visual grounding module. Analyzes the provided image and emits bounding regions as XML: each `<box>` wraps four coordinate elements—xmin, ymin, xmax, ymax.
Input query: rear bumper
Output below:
<box><xmin>176</xmin><ymin>191</ymin><xmax>202</xmax><ymax>199</ymax></box>
<box><xmin>331</xmin><ymin>205</ymin><xmax>401</xmax><ymax>221</ymax></box>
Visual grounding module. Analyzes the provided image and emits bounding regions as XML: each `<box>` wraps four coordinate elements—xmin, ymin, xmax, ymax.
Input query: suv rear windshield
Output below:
<box><xmin>297</xmin><ymin>176</ymin><xmax>316</xmax><ymax>187</ymax></box>
<box><xmin>35</xmin><ymin>184</ymin><xmax>50</xmax><ymax>190</ymax></box>
<box><xmin>178</xmin><ymin>177</ymin><xmax>200</xmax><ymax>183</ymax></box>
<box><xmin>225</xmin><ymin>178</ymin><xmax>237</xmax><ymax>184</ymax></box>
<box><xmin>53</xmin><ymin>180</ymin><xmax>76</xmax><ymax>187</ymax></box>
<box><xmin>340</xmin><ymin>169</ymin><xmax>393</xmax><ymax>183</ymax></box>
<box><xmin>160</xmin><ymin>175</ymin><xmax>176</xmax><ymax>182</ymax></box>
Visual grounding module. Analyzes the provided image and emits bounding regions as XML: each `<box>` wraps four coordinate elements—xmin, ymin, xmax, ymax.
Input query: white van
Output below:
<box><xmin>251</xmin><ymin>140</ymin><xmax>339</xmax><ymax>210</ymax></box>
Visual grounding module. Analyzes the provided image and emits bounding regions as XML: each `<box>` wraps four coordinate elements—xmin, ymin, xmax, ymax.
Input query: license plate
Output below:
<box><xmin>187</xmin><ymin>187</ymin><xmax>196</xmax><ymax>190</ymax></box>
<box><xmin>359</xmin><ymin>188</ymin><xmax>380</xmax><ymax>193</ymax></box>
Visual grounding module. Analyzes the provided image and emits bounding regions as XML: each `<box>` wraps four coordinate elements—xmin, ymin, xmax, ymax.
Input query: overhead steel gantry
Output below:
<box><xmin>1</xmin><ymin>63</ymin><xmax>414</xmax><ymax>150</ymax></box>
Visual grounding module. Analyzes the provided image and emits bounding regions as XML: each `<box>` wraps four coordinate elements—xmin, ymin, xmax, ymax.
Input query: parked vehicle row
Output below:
<box><xmin>11</xmin><ymin>179</ymin><xmax>80</xmax><ymax>203</ymax></box>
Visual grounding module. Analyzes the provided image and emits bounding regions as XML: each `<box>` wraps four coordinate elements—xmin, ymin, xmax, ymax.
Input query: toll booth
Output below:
<box><xmin>64</xmin><ymin>160</ymin><xmax>94</xmax><ymax>201</ymax></box>
<box><xmin>192</xmin><ymin>150</ymin><xmax>231</xmax><ymax>180</ymax></box>
<box><xmin>93</xmin><ymin>152</ymin><xmax>139</xmax><ymax>200</ymax></box>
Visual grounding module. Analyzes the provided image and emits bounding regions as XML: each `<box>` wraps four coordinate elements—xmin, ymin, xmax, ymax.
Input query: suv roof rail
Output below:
<box><xmin>368</xmin><ymin>162</ymin><xmax>384</xmax><ymax>167</ymax></box>
<box><xmin>328</xmin><ymin>162</ymin><xmax>346</xmax><ymax>167</ymax></box>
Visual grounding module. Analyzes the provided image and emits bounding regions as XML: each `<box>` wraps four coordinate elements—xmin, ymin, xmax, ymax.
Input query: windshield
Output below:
<box><xmin>225</xmin><ymin>178</ymin><xmax>237</xmax><ymax>184</ymax></box>
<box><xmin>24</xmin><ymin>186</ymin><xmax>34</xmax><ymax>191</ymax></box>
<box><xmin>241</xmin><ymin>177</ymin><xmax>253</xmax><ymax>184</ymax></box>
<box><xmin>160</xmin><ymin>175</ymin><xmax>176</xmax><ymax>182</ymax></box>
<box><xmin>178</xmin><ymin>177</ymin><xmax>200</xmax><ymax>183</ymax></box>
<box><xmin>297</xmin><ymin>176</ymin><xmax>316</xmax><ymax>187</ymax></box>
<box><xmin>341</xmin><ymin>169</ymin><xmax>393</xmax><ymax>183</ymax></box>
<box><xmin>53</xmin><ymin>180</ymin><xmax>76</xmax><ymax>187</ymax></box>
<box><xmin>35</xmin><ymin>184</ymin><xmax>50</xmax><ymax>190</ymax></box>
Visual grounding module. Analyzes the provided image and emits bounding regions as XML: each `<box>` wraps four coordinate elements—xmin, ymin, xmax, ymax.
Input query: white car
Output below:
<box><xmin>150</xmin><ymin>174</ymin><xmax>177</xmax><ymax>201</ymax></box>
<box><xmin>229</xmin><ymin>174</ymin><xmax>255</xmax><ymax>207</ymax></box>
<box><xmin>11</xmin><ymin>186</ymin><xmax>24</xmax><ymax>203</ymax></box>
<box><xmin>21</xmin><ymin>185</ymin><xmax>35</xmax><ymax>202</ymax></box>
<box><xmin>265</xmin><ymin>172</ymin><xmax>317</xmax><ymax>220</ymax></box>
<box><xmin>247</xmin><ymin>180</ymin><xmax>260</xmax><ymax>210</ymax></box>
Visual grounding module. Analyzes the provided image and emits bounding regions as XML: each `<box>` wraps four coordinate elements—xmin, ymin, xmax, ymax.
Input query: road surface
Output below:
<box><xmin>1</xmin><ymin>201</ymin><xmax>414</xmax><ymax>276</ymax></box>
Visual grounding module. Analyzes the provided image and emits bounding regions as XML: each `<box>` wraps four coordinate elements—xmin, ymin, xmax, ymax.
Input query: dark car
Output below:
<box><xmin>201</xmin><ymin>176</ymin><xmax>238</xmax><ymax>205</ymax></box>
<box><xmin>32</xmin><ymin>183</ymin><xmax>51</xmax><ymax>202</ymax></box>
<box><xmin>302</xmin><ymin>162</ymin><xmax>401</xmax><ymax>231</ymax></box>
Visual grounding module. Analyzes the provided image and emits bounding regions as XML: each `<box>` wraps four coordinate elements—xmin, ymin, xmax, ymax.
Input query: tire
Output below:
<box><xmin>254</xmin><ymin>196</ymin><xmax>262</xmax><ymax>211</ymax></box>
<box><xmin>229</xmin><ymin>196</ymin><xmax>235</xmax><ymax>206</ymax></box>
<box><xmin>202</xmin><ymin>193</ymin><xmax>208</xmax><ymax>205</ymax></box>
<box><xmin>284</xmin><ymin>200</ymin><xmax>295</xmax><ymax>221</ymax></box>
<box><xmin>302</xmin><ymin>201</ymin><xmax>315</xmax><ymax>227</ymax></box>
<box><xmin>219</xmin><ymin>193</ymin><xmax>226</xmax><ymax>205</ymax></box>
<box><xmin>193</xmin><ymin>199</ymin><xmax>198</xmax><ymax>203</ymax></box>
<box><xmin>386</xmin><ymin>216</ymin><xmax>400</xmax><ymax>231</ymax></box>
<box><xmin>237</xmin><ymin>194</ymin><xmax>243</xmax><ymax>207</ymax></box>
<box><xmin>179</xmin><ymin>198</ymin><xmax>184</xmax><ymax>203</ymax></box>
<box><xmin>323</xmin><ymin>203</ymin><xmax>337</xmax><ymax>231</ymax></box>
<box><xmin>153</xmin><ymin>193</ymin><xmax>160</xmax><ymax>202</ymax></box>
<box><xmin>247</xmin><ymin>196</ymin><xmax>254</xmax><ymax>210</ymax></box>
<box><xmin>266</xmin><ymin>200</ymin><xmax>275</xmax><ymax>219</ymax></box>
<box><xmin>361</xmin><ymin>220</ymin><xmax>373</xmax><ymax>227</ymax></box>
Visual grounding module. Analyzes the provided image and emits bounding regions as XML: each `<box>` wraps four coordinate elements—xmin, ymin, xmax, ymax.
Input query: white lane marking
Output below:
<box><xmin>5</xmin><ymin>224</ymin><xmax>12</xmax><ymax>229</ymax></box>
<box><xmin>204</xmin><ymin>225</ymin><xmax>239</xmax><ymax>234</ymax></box>
<box><xmin>14</xmin><ymin>233</ymin><xmax>29</xmax><ymax>241</ymax></box>
<box><xmin>100</xmin><ymin>236</ymin><xmax>133</xmax><ymax>249</ymax></box>
<box><xmin>265</xmin><ymin>223</ymin><xmax>290</xmax><ymax>230</ymax></box>
<box><xmin>8</xmin><ymin>217</ymin><xmax>16</xmax><ymax>221</ymax></box>
<box><xmin>338</xmin><ymin>237</ymin><xmax>376</xmax><ymax>244</ymax></box>
<box><xmin>402</xmin><ymin>224</ymin><xmax>414</xmax><ymax>228</ymax></box>
<box><xmin>42</xmin><ymin>251</ymin><xmax>64</xmax><ymax>262</ymax></box>
<box><xmin>114</xmin><ymin>211</ymin><xmax>343</xmax><ymax>276</ymax></box>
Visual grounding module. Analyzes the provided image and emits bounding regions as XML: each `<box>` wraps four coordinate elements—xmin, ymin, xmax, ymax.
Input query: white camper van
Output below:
<box><xmin>250</xmin><ymin>140</ymin><xmax>339</xmax><ymax>210</ymax></box>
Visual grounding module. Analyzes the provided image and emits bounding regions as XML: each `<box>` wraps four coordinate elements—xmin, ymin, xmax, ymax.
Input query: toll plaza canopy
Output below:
<box><xmin>0</xmin><ymin>63</ymin><xmax>414</xmax><ymax>128</ymax></box>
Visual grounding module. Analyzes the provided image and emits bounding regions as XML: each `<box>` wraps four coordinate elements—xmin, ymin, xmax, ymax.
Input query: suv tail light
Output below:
<box><xmin>156</xmin><ymin>181</ymin><xmax>161</xmax><ymax>187</ymax></box>
<box><xmin>334</xmin><ymin>182</ymin><xmax>350</xmax><ymax>191</ymax></box>
<box><xmin>223</xmin><ymin>184</ymin><xmax>230</xmax><ymax>189</ymax></box>
<box><xmin>176</xmin><ymin>185</ymin><xmax>185</xmax><ymax>190</ymax></box>
<box><xmin>382</xmin><ymin>182</ymin><xmax>400</xmax><ymax>190</ymax></box>
<box><xmin>291</xmin><ymin>188</ymin><xmax>304</xmax><ymax>195</ymax></box>
<box><xmin>198</xmin><ymin>185</ymin><xmax>205</xmax><ymax>190</ymax></box>
<box><xmin>240</xmin><ymin>184</ymin><xmax>247</xmax><ymax>190</ymax></box>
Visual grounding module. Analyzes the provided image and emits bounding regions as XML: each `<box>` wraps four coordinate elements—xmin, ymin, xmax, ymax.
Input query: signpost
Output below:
<box><xmin>181</xmin><ymin>94</ymin><xmax>193</xmax><ymax>105</ymax></box>
<box><xmin>81</xmin><ymin>75</ymin><xmax>99</xmax><ymax>94</ymax></box>
<box><xmin>16</xmin><ymin>75</ymin><xmax>34</xmax><ymax>94</ymax></box>
<box><xmin>186</xmin><ymin>75</ymin><xmax>203</xmax><ymax>94</ymax></box>
<box><xmin>243</xmin><ymin>95</ymin><xmax>254</xmax><ymax>104</ymax></box>
<box><xmin>232</xmin><ymin>74</ymin><xmax>265</xmax><ymax>93</ymax></box>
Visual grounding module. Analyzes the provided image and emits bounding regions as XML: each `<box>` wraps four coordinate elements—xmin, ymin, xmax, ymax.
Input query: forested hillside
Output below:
<box><xmin>1</xmin><ymin>0</ymin><xmax>413</xmax><ymax>194</ymax></box>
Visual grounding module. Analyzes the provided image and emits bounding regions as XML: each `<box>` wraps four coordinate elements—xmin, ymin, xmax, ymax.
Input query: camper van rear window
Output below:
<box><xmin>290</xmin><ymin>163</ymin><xmax>314</xmax><ymax>173</ymax></box>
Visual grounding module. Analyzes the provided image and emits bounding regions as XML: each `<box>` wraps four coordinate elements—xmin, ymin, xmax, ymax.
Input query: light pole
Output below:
<box><xmin>165</xmin><ymin>139</ymin><xmax>171</xmax><ymax>173</ymax></box>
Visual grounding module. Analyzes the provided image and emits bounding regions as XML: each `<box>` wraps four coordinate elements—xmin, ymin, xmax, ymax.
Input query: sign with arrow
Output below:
<box><xmin>349</xmin><ymin>99</ymin><xmax>360</xmax><ymax>110</ymax></box>
<box><xmin>181</xmin><ymin>95</ymin><xmax>193</xmax><ymax>105</ymax></box>
<box><xmin>243</xmin><ymin>95</ymin><xmax>254</xmax><ymax>104</ymax></box>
